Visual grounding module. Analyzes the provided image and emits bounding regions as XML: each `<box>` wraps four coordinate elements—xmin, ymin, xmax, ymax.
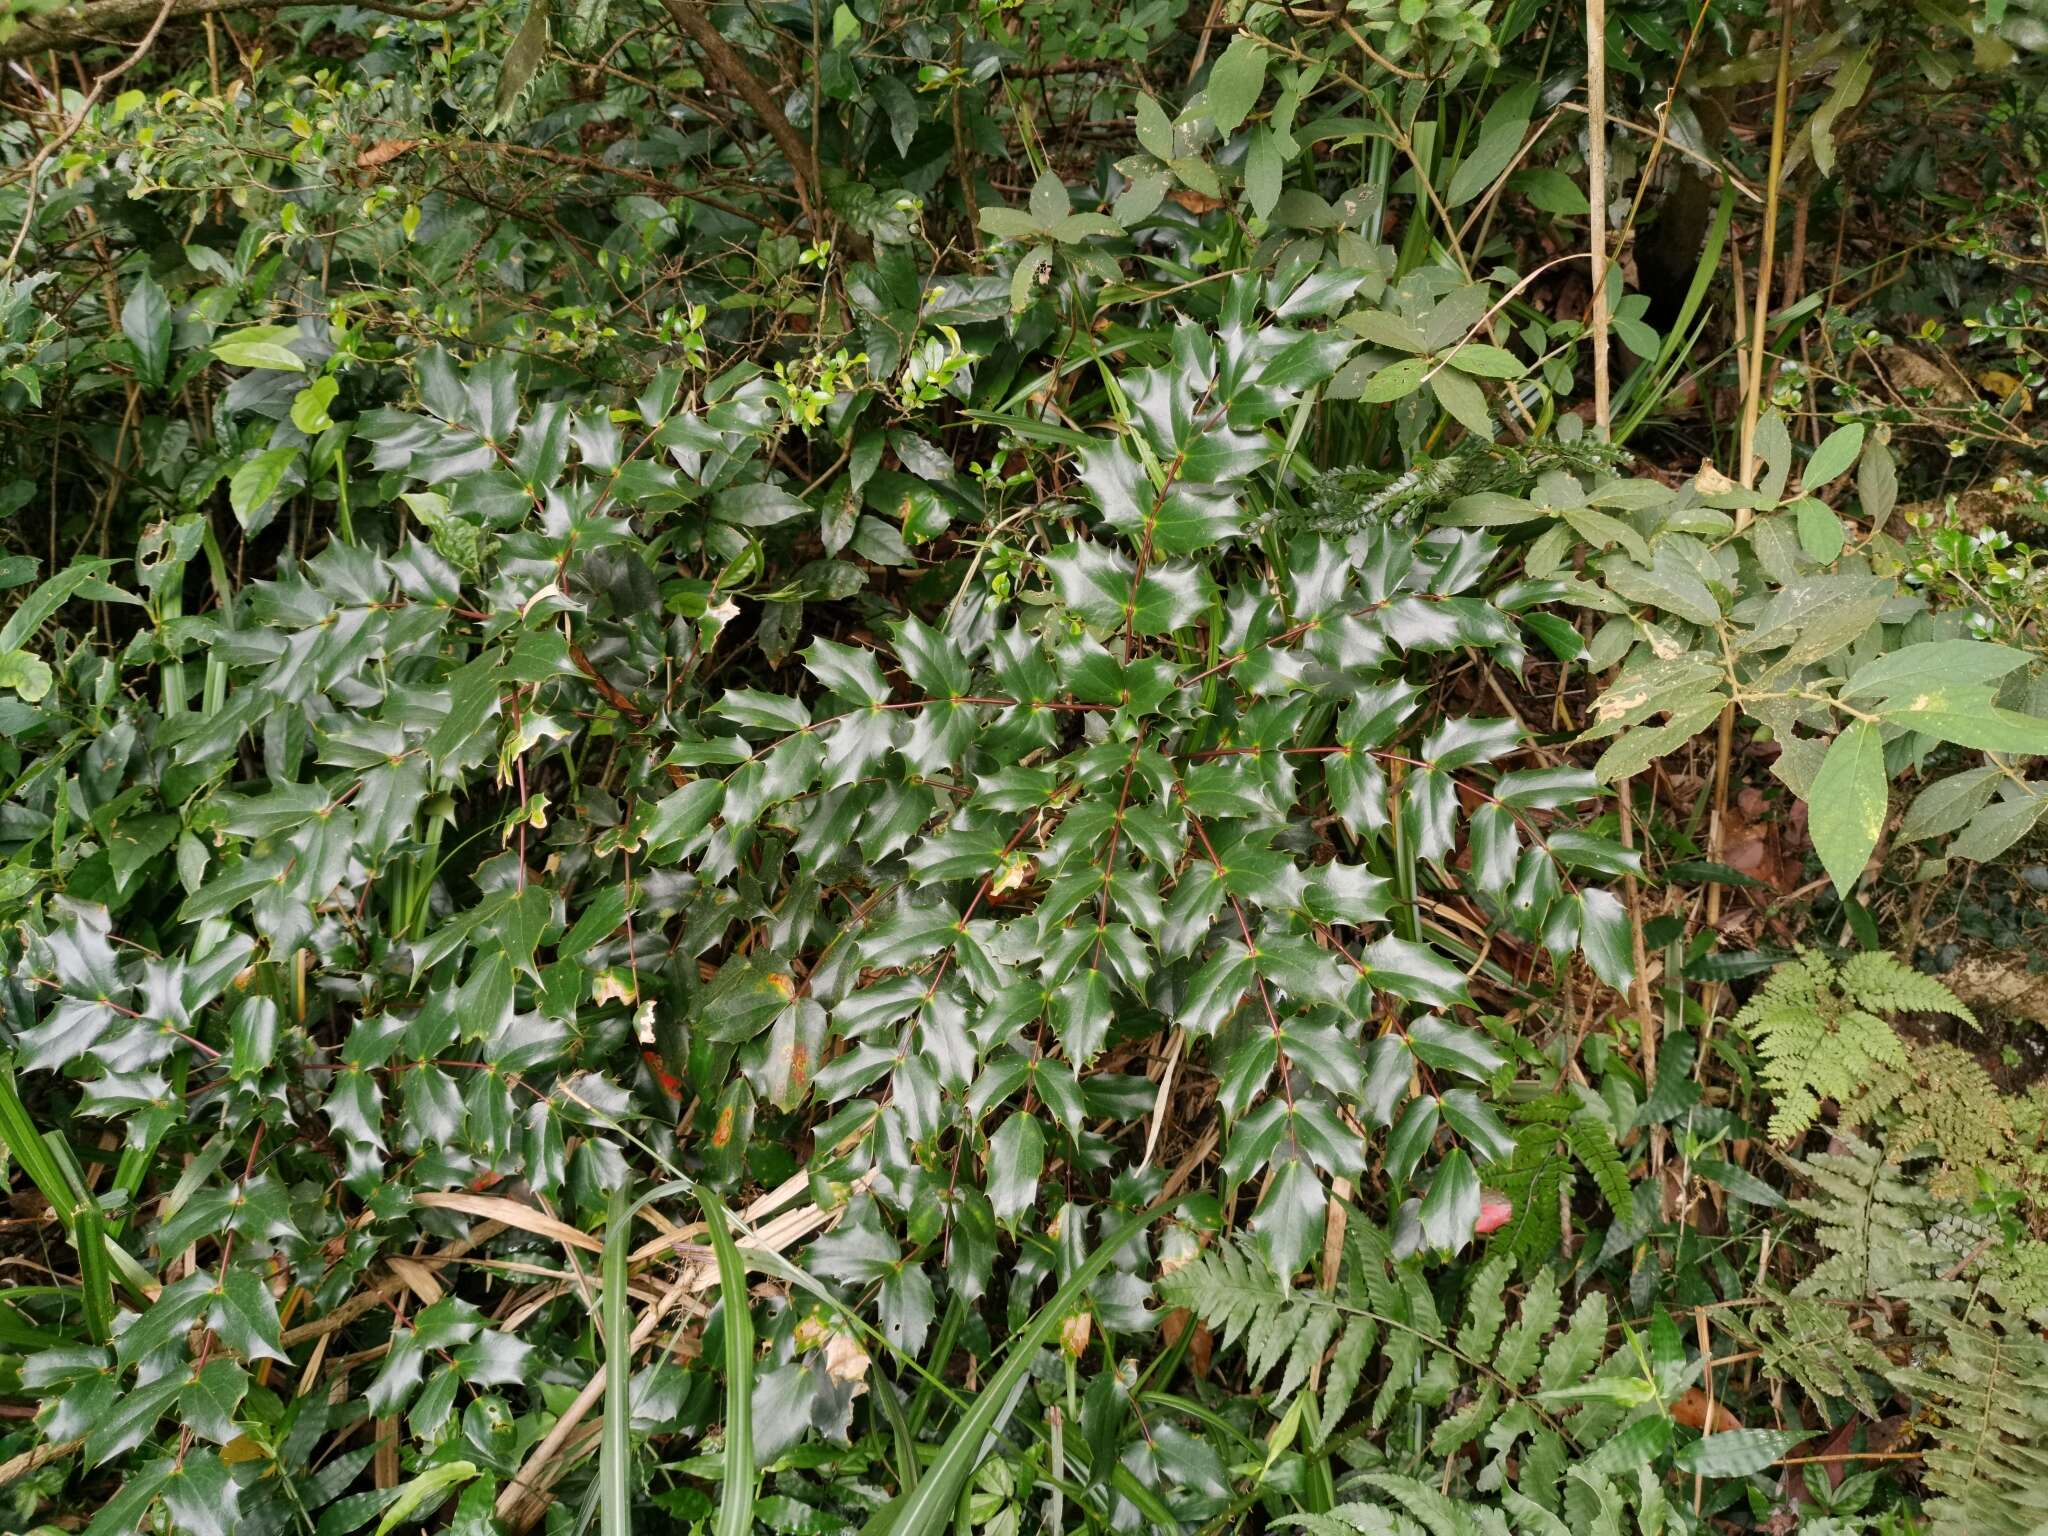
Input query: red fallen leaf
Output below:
<box><xmin>642</xmin><ymin>1048</ymin><xmax>684</xmax><ymax>1099</ymax></box>
<box><xmin>1671</xmin><ymin>1387</ymin><xmax>1744</xmax><ymax>1433</ymax></box>
<box><xmin>1475</xmin><ymin>1191</ymin><xmax>1514</xmax><ymax>1234</ymax></box>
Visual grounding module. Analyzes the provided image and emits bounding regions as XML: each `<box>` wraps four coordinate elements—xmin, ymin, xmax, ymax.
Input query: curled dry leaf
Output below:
<box><xmin>823</xmin><ymin>1330</ymin><xmax>871</xmax><ymax>1387</ymax></box>
<box><xmin>1671</xmin><ymin>1387</ymin><xmax>1744</xmax><ymax>1433</ymax></box>
<box><xmin>356</xmin><ymin>138</ymin><xmax>420</xmax><ymax>169</ymax></box>
<box><xmin>1694</xmin><ymin>461</ymin><xmax>1737</xmax><ymax>495</ymax></box>
<box><xmin>1060</xmin><ymin>1310</ymin><xmax>1092</xmax><ymax>1359</ymax></box>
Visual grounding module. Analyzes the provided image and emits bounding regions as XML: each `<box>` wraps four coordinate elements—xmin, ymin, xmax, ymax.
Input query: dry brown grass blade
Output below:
<box><xmin>415</xmin><ymin>1192</ymin><xmax>606</xmax><ymax>1252</ymax></box>
<box><xmin>385</xmin><ymin>1255</ymin><xmax>445</xmax><ymax>1306</ymax></box>
<box><xmin>495</xmin><ymin>1173</ymin><xmax>870</xmax><ymax>1532</ymax></box>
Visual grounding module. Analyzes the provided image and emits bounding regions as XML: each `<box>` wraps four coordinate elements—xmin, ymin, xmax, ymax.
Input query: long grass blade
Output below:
<box><xmin>0</xmin><ymin>1059</ymin><xmax>113</xmax><ymax>1341</ymax></box>
<box><xmin>599</xmin><ymin>1180</ymin><xmax>639</xmax><ymax>1536</ymax></box>
<box><xmin>597</xmin><ymin>1179</ymin><xmax>755</xmax><ymax>1536</ymax></box>
<box><xmin>698</xmin><ymin>1183</ymin><xmax>757</xmax><ymax>1536</ymax></box>
<box><xmin>872</xmin><ymin>1359</ymin><xmax>918</xmax><ymax>1496</ymax></box>
<box><xmin>1614</xmin><ymin>177</ymin><xmax>1735</xmax><ymax>440</ymax></box>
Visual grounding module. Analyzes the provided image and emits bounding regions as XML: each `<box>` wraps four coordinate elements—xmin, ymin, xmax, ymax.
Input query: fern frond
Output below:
<box><xmin>1395</xmin><ymin>1261</ymin><xmax>1445</xmax><ymax>1342</ymax></box>
<box><xmin>1359</xmin><ymin>1472</ymin><xmax>1481</xmax><ymax>1536</ymax></box>
<box><xmin>1320</xmin><ymin>1316</ymin><xmax>1377</xmax><ymax>1436</ymax></box>
<box><xmin>1275</xmin><ymin>1504</ymin><xmax>1423</xmax><ymax>1536</ymax></box>
<box><xmin>1161</xmin><ymin>1237</ymin><xmax>1365</xmax><ymax>1419</ymax></box>
<box><xmin>1486</xmin><ymin>1108</ymin><xmax>1633</xmax><ymax>1269</ymax></box>
<box><xmin>1792</xmin><ymin>1135</ymin><xmax>1958</xmax><ymax>1300</ymax></box>
<box><xmin>1892</xmin><ymin>1304</ymin><xmax>2048</xmax><ymax>1536</ymax></box>
<box><xmin>1457</xmin><ymin>1255</ymin><xmax>1512</xmax><ymax>1360</ymax></box>
<box><xmin>1273</xmin><ymin>1306</ymin><xmax>1339</xmax><ymax>1408</ymax></box>
<box><xmin>1735</xmin><ymin>949</ymin><xmax>1967</xmax><ymax>1142</ymax></box>
<box><xmin>1486</xmin><ymin>1132</ymin><xmax>1567</xmax><ymax>1267</ymax></box>
<box><xmin>1891</xmin><ymin>1039</ymin><xmax>2018</xmax><ymax>1197</ymax></box>
<box><xmin>1560</xmin><ymin>1118</ymin><xmax>1633</xmax><ymax>1216</ymax></box>
<box><xmin>1516</xmin><ymin>1426</ymin><xmax>1570</xmax><ymax>1513</ymax></box>
<box><xmin>1500</xmin><ymin>1486</ymin><xmax>1571</xmax><ymax>1536</ymax></box>
<box><xmin>1430</xmin><ymin>1382</ymin><xmax>1500</xmax><ymax>1459</ymax></box>
<box><xmin>1172</xmin><ymin>1224</ymin><xmax>1627</xmax><ymax>1493</ymax></box>
<box><xmin>1985</xmin><ymin>1238</ymin><xmax>2048</xmax><ymax>1316</ymax></box>
<box><xmin>1538</xmin><ymin>1292</ymin><xmax>1609</xmax><ymax>1392</ymax></box>
<box><xmin>1248</xmin><ymin>1301</ymin><xmax>1304</xmax><ymax>1383</ymax></box>
<box><xmin>1350</xmin><ymin>1220</ymin><xmax>1411</xmax><ymax>1320</ymax></box>
<box><xmin>1294</xmin><ymin>440</ymin><xmax>1631</xmax><ymax>534</ymax></box>
<box><xmin>1495</xmin><ymin>1268</ymin><xmax>1563</xmax><ymax>1388</ymax></box>
<box><xmin>1726</xmin><ymin>1288</ymin><xmax>1893</xmax><ymax>1417</ymax></box>
<box><xmin>1162</xmin><ymin>1235</ymin><xmax>1293</xmax><ymax>1355</ymax></box>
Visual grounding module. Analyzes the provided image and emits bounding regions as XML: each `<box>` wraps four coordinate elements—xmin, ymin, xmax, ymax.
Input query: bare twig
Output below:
<box><xmin>1186</xmin><ymin>0</ymin><xmax>1226</xmax><ymax>84</ymax></box>
<box><xmin>1337</xmin><ymin>18</ymin><xmax>1424</xmax><ymax>82</ymax></box>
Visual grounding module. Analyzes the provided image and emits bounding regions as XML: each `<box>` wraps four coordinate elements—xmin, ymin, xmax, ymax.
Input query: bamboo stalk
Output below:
<box><xmin>1586</xmin><ymin>0</ymin><xmax>1612</xmax><ymax>437</ymax></box>
<box><xmin>1710</xmin><ymin>1</ymin><xmax>1797</xmax><ymax>938</ymax></box>
<box><xmin>1737</xmin><ymin>1</ymin><xmax>1798</xmax><ymax>493</ymax></box>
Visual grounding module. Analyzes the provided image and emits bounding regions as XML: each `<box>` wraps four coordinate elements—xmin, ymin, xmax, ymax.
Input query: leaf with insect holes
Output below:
<box><xmin>1205</xmin><ymin>38</ymin><xmax>1267</xmax><ymax>135</ymax></box>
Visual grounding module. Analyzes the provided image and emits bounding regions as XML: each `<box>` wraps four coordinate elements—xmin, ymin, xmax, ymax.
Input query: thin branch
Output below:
<box><xmin>4</xmin><ymin>0</ymin><xmax>179</xmax><ymax>267</ymax></box>
<box><xmin>657</xmin><ymin>0</ymin><xmax>821</xmax><ymax>231</ymax></box>
<box><xmin>443</xmin><ymin>139</ymin><xmax>777</xmax><ymax>227</ymax></box>
<box><xmin>0</xmin><ymin>0</ymin><xmax>471</xmax><ymax>63</ymax></box>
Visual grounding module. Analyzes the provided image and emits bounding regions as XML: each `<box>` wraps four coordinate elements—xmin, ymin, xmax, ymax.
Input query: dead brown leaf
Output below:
<box><xmin>1671</xmin><ymin>1387</ymin><xmax>1743</xmax><ymax>1433</ymax></box>
<box><xmin>357</xmin><ymin>138</ymin><xmax>419</xmax><ymax>170</ymax></box>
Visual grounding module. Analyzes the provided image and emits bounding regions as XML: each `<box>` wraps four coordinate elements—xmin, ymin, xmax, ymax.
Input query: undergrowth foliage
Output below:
<box><xmin>0</xmin><ymin>0</ymin><xmax>2046</xmax><ymax>1533</ymax></box>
